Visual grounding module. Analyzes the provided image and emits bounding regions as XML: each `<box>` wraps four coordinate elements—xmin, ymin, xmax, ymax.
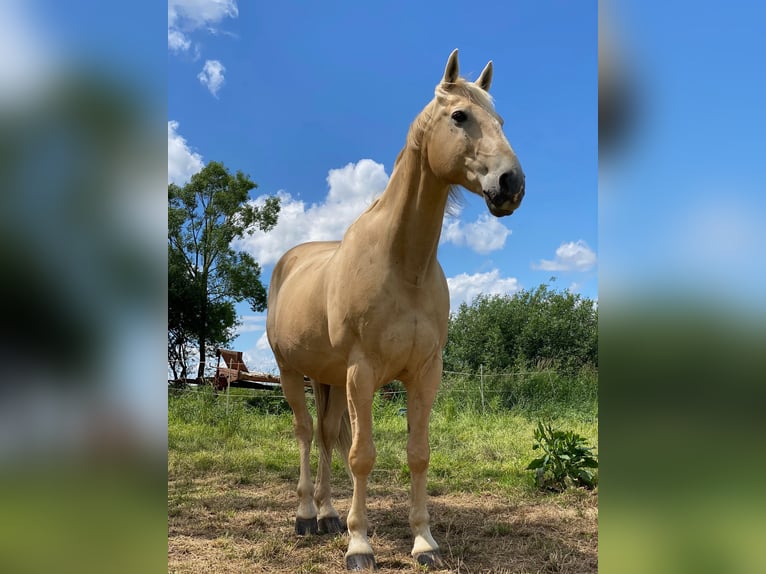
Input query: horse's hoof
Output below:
<box><xmin>295</xmin><ymin>516</ymin><xmax>318</xmax><ymax>535</ymax></box>
<box><xmin>345</xmin><ymin>553</ymin><xmax>377</xmax><ymax>571</ymax></box>
<box><xmin>414</xmin><ymin>550</ymin><xmax>444</xmax><ymax>569</ymax></box>
<box><xmin>317</xmin><ymin>516</ymin><xmax>345</xmax><ymax>535</ymax></box>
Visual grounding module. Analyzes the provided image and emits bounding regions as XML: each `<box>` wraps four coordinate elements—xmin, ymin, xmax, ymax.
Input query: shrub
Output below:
<box><xmin>526</xmin><ymin>422</ymin><xmax>598</xmax><ymax>491</ymax></box>
<box><xmin>443</xmin><ymin>285</ymin><xmax>598</xmax><ymax>375</ymax></box>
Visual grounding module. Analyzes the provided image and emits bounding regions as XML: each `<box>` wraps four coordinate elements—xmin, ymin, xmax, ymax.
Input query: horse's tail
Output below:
<box><xmin>312</xmin><ymin>381</ymin><xmax>352</xmax><ymax>478</ymax></box>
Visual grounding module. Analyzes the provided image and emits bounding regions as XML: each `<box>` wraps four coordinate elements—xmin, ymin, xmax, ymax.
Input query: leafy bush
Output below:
<box><xmin>443</xmin><ymin>285</ymin><xmax>598</xmax><ymax>375</ymax></box>
<box><xmin>526</xmin><ymin>422</ymin><xmax>598</xmax><ymax>491</ymax></box>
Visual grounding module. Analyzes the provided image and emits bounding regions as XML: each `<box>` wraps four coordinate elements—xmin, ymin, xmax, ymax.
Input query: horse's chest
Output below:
<box><xmin>334</xmin><ymin>288</ymin><xmax>446</xmax><ymax>357</ymax></box>
<box><xmin>382</xmin><ymin>313</ymin><xmax>443</xmax><ymax>361</ymax></box>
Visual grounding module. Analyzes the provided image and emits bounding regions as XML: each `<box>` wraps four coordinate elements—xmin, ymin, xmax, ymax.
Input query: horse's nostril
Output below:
<box><xmin>499</xmin><ymin>169</ymin><xmax>523</xmax><ymax>194</ymax></box>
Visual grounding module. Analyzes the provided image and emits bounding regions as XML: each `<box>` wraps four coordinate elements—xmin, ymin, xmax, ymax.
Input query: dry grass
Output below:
<box><xmin>168</xmin><ymin>473</ymin><xmax>597</xmax><ymax>573</ymax></box>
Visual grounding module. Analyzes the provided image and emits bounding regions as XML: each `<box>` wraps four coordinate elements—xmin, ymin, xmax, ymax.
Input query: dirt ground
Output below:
<box><xmin>168</xmin><ymin>475</ymin><xmax>597</xmax><ymax>573</ymax></box>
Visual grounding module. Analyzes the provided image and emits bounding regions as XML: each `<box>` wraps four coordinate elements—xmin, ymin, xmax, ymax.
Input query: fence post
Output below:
<box><xmin>480</xmin><ymin>364</ymin><xmax>485</xmax><ymax>414</ymax></box>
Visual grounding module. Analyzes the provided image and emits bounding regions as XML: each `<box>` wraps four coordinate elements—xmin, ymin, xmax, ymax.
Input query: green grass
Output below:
<box><xmin>370</xmin><ymin>400</ymin><xmax>597</xmax><ymax>495</ymax></box>
<box><xmin>169</xmin><ymin>381</ymin><xmax>597</xmax><ymax>497</ymax></box>
<box><xmin>168</xmin><ymin>387</ymin><xmax>297</xmax><ymax>479</ymax></box>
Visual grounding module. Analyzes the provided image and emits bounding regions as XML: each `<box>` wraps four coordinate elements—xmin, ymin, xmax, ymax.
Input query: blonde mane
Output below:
<box><xmin>437</xmin><ymin>78</ymin><xmax>497</xmax><ymax>117</ymax></box>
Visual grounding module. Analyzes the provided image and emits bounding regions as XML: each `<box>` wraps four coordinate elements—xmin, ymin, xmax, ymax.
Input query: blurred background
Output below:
<box><xmin>599</xmin><ymin>1</ymin><xmax>766</xmax><ymax>572</ymax></box>
<box><xmin>0</xmin><ymin>1</ymin><xmax>166</xmax><ymax>572</ymax></box>
<box><xmin>1</xmin><ymin>1</ymin><xmax>764</xmax><ymax>572</ymax></box>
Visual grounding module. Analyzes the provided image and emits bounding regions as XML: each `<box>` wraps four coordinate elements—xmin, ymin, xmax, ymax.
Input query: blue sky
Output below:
<box><xmin>168</xmin><ymin>0</ymin><xmax>598</xmax><ymax>372</ymax></box>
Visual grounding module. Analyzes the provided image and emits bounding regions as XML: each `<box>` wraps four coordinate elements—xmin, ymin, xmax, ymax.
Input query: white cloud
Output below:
<box><xmin>167</xmin><ymin>120</ymin><xmax>203</xmax><ymax>185</ymax></box>
<box><xmin>533</xmin><ymin>240</ymin><xmax>597</xmax><ymax>272</ymax></box>
<box><xmin>441</xmin><ymin>219</ymin><xmax>464</xmax><ymax>245</ymax></box>
<box><xmin>441</xmin><ymin>213</ymin><xmax>511</xmax><ymax>254</ymax></box>
<box><xmin>168</xmin><ymin>0</ymin><xmax>238</xmax><ymax>52</ymax></box>
<box><xmin>241</xmin><ymin>331</ymin><xmax>277</xmax><ymax>374</ymax></box>
<box><xmin>447</xmin><ymin>269</ymin><xmax>521</xmax><ymax>312</ymax></box>
<box><xmin>197</xmin><ymin>59</ymin><xmax>226</xmax><ymax>97</ymax></box>
<box><xmin>255</xmin><ymin>330</ymin><xmax>271</xmax><ymax>351</ymax></box>
<box><xmin>235</xmin><ymin>314</ymin><xmax>266</xmax><ymax>335</ymax></box>
<box><xmin>167</xmin><ymin>28</ymin><xmax>191</xmax><ymax>53</ymax></box>
<box><xmin>235</xmin><ymin>159</ymin><xmax>389</xmax><ymax>265</ymax></box>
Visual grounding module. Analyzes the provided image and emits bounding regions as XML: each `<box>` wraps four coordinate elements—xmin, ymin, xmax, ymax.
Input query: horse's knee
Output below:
<box><xmin>293</xmin><ymin>413</ymin><xmax>313</xmax><ymax>438</ymax></box>
<box><xmin>407</xmin><ymin>445</ymin><xmax>430</xmax><ymax>475</ymax></box>
<box><xmin>349</xmin><ymin>442</ymin><xmax>376</xmax><ymax>477</ymax></box>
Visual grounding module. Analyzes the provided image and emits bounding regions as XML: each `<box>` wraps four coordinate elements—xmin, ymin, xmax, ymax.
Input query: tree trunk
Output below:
<box><xmin>197</xmin><ymin>326</ymin><xmax>206</xmax><ymax>380</ymax></box>
<box><xmin>197</xmin><ymin>280</ymin><xmax>208</xmax><ymax>381</ymax></box>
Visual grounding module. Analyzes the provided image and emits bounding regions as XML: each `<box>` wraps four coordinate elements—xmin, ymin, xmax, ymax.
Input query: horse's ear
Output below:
<box><xmin>475</xmin><ymin>61</ymin><xmax>493</xmax><ymax>92</ymax></box>
<box><xmin>442</xmin><ymin>49</ymin><xmax>460</xmax><ymax>84</ymax></box>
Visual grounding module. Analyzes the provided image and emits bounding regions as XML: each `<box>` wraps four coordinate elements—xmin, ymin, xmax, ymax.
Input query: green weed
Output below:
<box><xmin>526</xmin><ymin>421</ymin><xmax>598</xmax><ymax>491</ymax></box>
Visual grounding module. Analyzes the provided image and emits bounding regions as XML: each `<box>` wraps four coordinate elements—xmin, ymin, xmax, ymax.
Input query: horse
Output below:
<box><xmin>266</xmin><ymin>49</ymin><xmax>525</xmax><ymax>570</ymax></box>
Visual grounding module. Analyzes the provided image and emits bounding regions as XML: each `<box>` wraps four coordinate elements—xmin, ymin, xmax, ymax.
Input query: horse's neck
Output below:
<box><xmin>362</xmin><ymin>146</ymin><xmax>449</xmax><ymax>285</ymax></box>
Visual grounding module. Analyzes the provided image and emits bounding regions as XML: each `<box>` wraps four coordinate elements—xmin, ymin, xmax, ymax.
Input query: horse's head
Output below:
<box><xmin>421</xmin><ymin>49</ymin><xmax>525</xmax><ymax>217</ymax></box>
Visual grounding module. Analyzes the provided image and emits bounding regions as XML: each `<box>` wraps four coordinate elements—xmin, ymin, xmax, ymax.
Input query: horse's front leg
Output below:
<box><xmin>345</xmin><ymin>360</ymin><xmax>377</xmax><ymax>571</ymax></box>
<box><xmin>405</xmin><ymin>359</ymin><xmax>444</xmax><ymax>568</ymax></box>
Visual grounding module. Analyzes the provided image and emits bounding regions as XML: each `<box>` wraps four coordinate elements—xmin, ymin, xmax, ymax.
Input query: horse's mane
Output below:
<box><xmin>437</xmin><ymin>79</ymin><xmax>497</xmax><ymax>119</ymax></box>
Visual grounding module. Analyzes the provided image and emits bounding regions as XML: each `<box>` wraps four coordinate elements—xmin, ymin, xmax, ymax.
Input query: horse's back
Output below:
<box><xmin>270</xmin><ymin>241</ymin><xmax>340</xmax><ymax>292</ymax></box>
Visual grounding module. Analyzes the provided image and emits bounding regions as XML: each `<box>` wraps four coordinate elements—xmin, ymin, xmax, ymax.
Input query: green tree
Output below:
<box><xmin>443</xmin><ymin>285</ymin><xmax>598</xmax><ymax>374</ymax></box>
<box><xmin>168</xmin><ymin>161</ymin><xmax>280</xmax><ymax>379</ymax></box>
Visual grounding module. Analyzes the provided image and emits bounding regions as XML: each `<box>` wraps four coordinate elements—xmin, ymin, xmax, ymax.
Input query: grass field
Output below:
<box><xmin>168</xmin><ymin>379</ymin><xmax>597</xmax><ymax>573</ymax></box>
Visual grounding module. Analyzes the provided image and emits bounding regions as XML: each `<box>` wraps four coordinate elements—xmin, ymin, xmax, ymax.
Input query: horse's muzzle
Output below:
<box><xmin>484</xmin><ymin>169</ymin><xmax>525</xmax><ymax>217</ymax></box>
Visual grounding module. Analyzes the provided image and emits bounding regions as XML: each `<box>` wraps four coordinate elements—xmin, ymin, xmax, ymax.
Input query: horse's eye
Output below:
<box><xmin>451</xmin><ymin>110</ymin><xmax>468</xmax><ymax>123</ymax></box>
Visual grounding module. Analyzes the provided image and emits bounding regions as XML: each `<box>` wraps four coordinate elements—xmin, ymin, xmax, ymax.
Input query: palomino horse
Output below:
<box><xmin>266</xmin><ymin>49</ymin><xmax>525</xmax><ymax>570</ymax></box>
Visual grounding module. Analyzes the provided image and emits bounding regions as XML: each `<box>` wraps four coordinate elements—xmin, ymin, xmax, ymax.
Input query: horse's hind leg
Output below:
<box><xmin>281</xmin><ymin>367</ymin><xmax>318</xmax><ymax>535</ymax></box>
<box><xmin>314</xmin><ymin>384</ymin><xmax>347</xmax><ymax>535</ymax></box>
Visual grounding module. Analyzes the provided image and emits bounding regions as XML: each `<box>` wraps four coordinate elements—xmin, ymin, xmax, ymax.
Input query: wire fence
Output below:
<box><xmin>169</xmin><ymin>365</ymin><xmax>598</xmax><ymax>418</ymax></box>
